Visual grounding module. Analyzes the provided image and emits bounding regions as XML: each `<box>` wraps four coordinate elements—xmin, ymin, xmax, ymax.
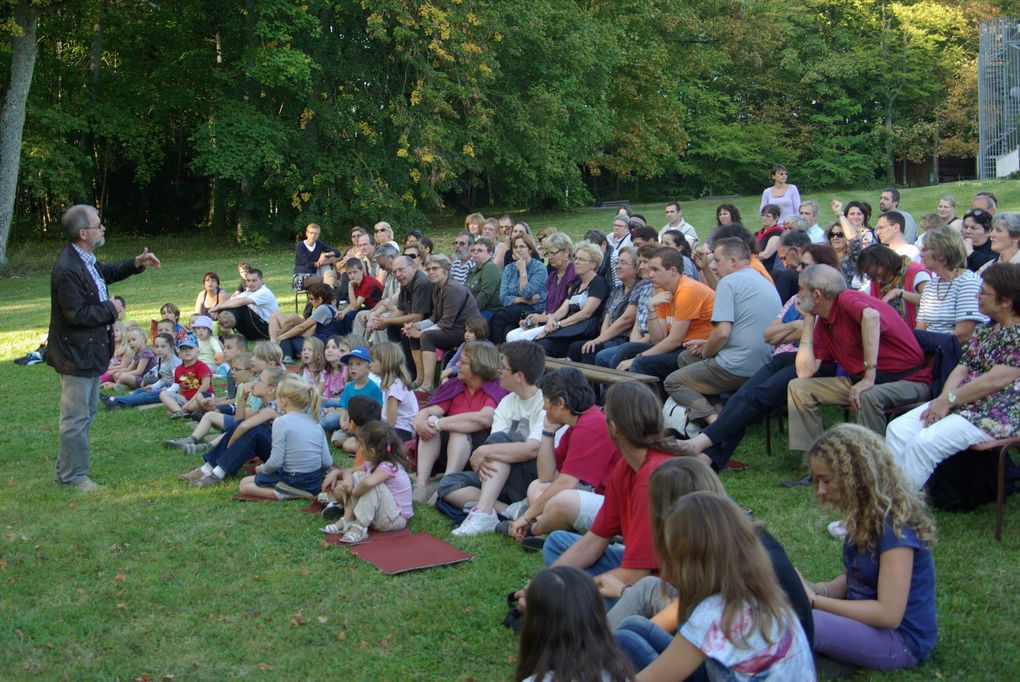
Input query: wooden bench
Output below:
<box><xmin>593</xmin><ymin>199</ymin><xmax>631</xmax><ymax>211</ymax></box>
<box><xmin>545</xmin><ymin>357</ymin><xmax>659</xmax><ymax>388</ymax></box>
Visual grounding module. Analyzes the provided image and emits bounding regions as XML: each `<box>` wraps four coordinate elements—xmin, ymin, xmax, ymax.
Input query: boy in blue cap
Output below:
<box><xmin>327</xmin><ymin>346</ymin><xmax>384</xmax><ymax>452</ymax></box>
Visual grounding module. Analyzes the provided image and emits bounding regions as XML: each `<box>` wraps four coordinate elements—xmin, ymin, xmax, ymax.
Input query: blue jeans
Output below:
<box><xmin>280</xmin><ymin>336</ymin><xmax>305</xmax><ymax>359</ymax></box>
<box><xmin>542</xmin><ymin>530</ymin><xmax>626</xmax><ymax>575</ymax></box>
<box><xmin>614</xmin><ymin>615</ymin><xmax>674</xmax><ymax>672</ymax></box>
<box><xmin>254</xmin><ymin>468</ymin><xmax>324</xmax><ymax>494</ymax></box>
<box><xmin>109</xmin><ymin>387</ymin><xmax>163</xmax><ymax>408</ymax></box>
<box><xmin>204</xmin><ymin>421</ymin><xmax>273</xmax><ymax>476</ymax></box>
<box><xmin>595</xmin><ymin>341</ymin><xmax>649</xmax><ymax>369</ymax></box>
<box><xmin>543</xmin><ymin>530</ymin><xmax>626</xmax><ymax>610</ymax></box>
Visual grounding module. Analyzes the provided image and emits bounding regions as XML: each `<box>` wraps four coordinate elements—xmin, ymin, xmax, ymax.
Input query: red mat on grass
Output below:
<box><xmin>300</xmin><ymin>500</ymin><xmax>324</xmax><ymax>514</ymax></box>
<box><xmin>325</xmin><ymin>528</ymin><xmax>473</xmax><ymax>574</ymax></box>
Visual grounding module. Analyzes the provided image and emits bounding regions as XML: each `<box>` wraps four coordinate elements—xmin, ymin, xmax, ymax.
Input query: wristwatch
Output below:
<box><xmin>429</xmin><ymin>415</ymin><xmax>442</xmax><ymax>431</ymax></box>
<box><xmin>947</xmin><ymin>391</ymin><xmax>958</xmax><ymax>406</ymax></box>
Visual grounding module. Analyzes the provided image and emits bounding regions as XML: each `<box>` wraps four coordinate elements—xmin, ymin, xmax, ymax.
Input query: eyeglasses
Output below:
<box><xmin>454</xmin><ymin>240</ymin><xmax>469</xmax><ymax>247</ymax></box>
<box><xmin>85</xmin><ymin>223</ymin><xmax>105</xmax><ymax>231</ymax></box>
<box><xmin>405</xmin><ymin>253</ymin><xmax>419</xmax><ymax>259</ymax></box>
<box><xmin>498</xmin><ymin>365</ymin><xmax>513</xmax><ymax>374</ymax></box>
<box><xmin>425</xmin><ymin>265</ymin><xmax>443</xmax><ymax>272</ymax></box>
<box><xmin>546</xmin><ymin>249</ymin><xmax>563</xmax><ymax>257</ymax></box>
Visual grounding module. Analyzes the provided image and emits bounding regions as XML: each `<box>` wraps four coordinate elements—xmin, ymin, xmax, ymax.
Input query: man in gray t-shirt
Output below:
<box><xmin>663</xmin><ymin>238</ymin><xmax>781</xmax><ymax>425</ymax></box>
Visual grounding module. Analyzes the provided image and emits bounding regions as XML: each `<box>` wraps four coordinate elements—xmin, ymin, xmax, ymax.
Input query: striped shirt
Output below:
<box><xmin>916</xmin><ymin>270</ymin><xmax>987</xmax><ymax>335</ymax></box>
<box><xmin>72</xmin><ymin>243</ymin><xmax>108</xmax><ymax>302</ymax></box>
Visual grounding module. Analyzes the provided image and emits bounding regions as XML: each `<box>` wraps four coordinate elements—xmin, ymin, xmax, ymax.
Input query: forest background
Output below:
<box><xmin>1</xmin><ymin>0</ymin><xmax>1019</xmax><ymax>268</ymax></box>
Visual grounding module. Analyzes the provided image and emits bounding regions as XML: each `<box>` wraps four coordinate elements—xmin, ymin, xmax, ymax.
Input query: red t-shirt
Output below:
<box><xmin>174</xmin><ymin>360</ymin><xmax>213</xmax><ymax>400</ymax></box>
<box><xmin>353</xmin><ymin>275</ymin><xmax>383</xmax><ymax>310</ymax></box>
<box><xmin>439</xmin><ymin>384</ymin><xmax>499</xmax><ymax>416</ymax></box>
<box><xmin>589</xmin><ymin>448</ymin><xmax>674</xmax><ymax>571</ymax></box>
<box><xmin>813</xmin><ymin>289</ymin><xmax>931</xmax><ymax>383</ymax></box>
<box><xmin>554</xmin><ymin>406</ymin><xmax>621</xmax><ymax>494</ymax></box>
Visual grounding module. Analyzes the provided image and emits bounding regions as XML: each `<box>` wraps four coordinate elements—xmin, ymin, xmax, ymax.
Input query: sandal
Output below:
<box><xmin>338</xmin><ymin>523</ymin><xmax>369</xmax><ymax>544</ymax></box>
<box><xmin>320</xmin><ymin>519</ymin><xmax>352</xmax><ymax>535</ymax></box>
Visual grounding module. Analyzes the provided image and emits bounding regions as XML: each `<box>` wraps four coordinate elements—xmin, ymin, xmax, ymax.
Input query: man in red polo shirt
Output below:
<box><xmin>787</xmin><ymin>264</ymin><xmax>931</xmax><ymax>459</ymax></box>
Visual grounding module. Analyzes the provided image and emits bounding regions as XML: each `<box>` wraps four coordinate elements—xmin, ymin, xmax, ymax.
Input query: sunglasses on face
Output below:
<box><xmin>830</xmin><ymin>232</ymin><xmax>844</xmax><ymax>238</ymax></box>
<box><xmin>965</xmin><ymin>209</ymin><xmax>987</xmax><ymax>218</ymax></box>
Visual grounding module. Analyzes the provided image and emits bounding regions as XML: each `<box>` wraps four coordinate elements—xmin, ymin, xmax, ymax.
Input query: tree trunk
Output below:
<box><xmin>0</xmin><ymin>1</ymin><xmax>40</xmax><ymax>269</ymax></box>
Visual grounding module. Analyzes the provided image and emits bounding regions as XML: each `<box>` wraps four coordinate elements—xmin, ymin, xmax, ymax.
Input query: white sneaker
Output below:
<box><xmin>451</xmin><ymin>507</ymin><xmax>499</xmax><ymax>537</ymax></box>
<box><xmin>827</xmin><ymin>520</ymin><xmax>848</xmax><ymax>540</ymax></box>
<box><xmin>503</xmin><ymin>499</ymin><xmax>529</xmax><ymax>521</ymax></box>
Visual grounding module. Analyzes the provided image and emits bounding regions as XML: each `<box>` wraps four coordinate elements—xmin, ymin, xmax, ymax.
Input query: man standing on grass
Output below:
<box><xmin>48</xmin><ymin>204</ymin><xmax>161</xmax><ymax>491</ymax></box>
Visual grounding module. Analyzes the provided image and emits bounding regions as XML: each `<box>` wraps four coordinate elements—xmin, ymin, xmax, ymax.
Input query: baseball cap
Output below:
<box><xmin>178</xmin><ymin>332</ymin><xmax>198</xmax><ymax>349</ymax></box>
<box><xmin>341</xmin><ymin>346</ymin><xmax>371</xmax><ymax>364</ymax></box>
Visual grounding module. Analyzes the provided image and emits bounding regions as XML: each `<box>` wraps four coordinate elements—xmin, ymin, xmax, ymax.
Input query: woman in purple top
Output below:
<box><xmin>801</xmin><ymin>425</ymin><xmax>938</xmax><ymax>671</ymax></box>
<box><xmin>759</xmin><ymin>163</ymin><xmax>801</xmax><ymax>221</ymax></box>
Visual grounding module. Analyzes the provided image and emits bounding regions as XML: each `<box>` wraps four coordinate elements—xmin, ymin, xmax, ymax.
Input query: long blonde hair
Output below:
<box><xmin>112</xmin><ymin>321</ymin><xmax>131</xmax><ymax>360</ymax></box>
<box><xmin>276</xmin><ymin>373</ymin><xmax>322</xmax><ymax>416</ymax></box>
<box><xmin>807</xmin><ymin>424</ymin><xmax>937</xmax><ymax>553</ymax></box>
<box><xmin>370</xmin><ymin>341</ymin><xmax>413</xmax><ymax>392</ymax></box>
<box><xmin>660</xmin><ymin>492</ymin><xmax>794</xmax><ymax>648</ymax></box>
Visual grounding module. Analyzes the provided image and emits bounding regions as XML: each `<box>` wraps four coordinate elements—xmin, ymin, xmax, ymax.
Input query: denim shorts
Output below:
<box><xmin>253</xmin><ymin>469</ymin><xmax>324</xmax><ymax>494</ymax></box>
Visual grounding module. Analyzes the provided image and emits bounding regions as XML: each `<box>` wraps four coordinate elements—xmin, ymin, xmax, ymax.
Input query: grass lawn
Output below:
<box><xmin>1</xmin><ymin>179</ymin><xmax>1019</xmax><ymax>680</ymax></box>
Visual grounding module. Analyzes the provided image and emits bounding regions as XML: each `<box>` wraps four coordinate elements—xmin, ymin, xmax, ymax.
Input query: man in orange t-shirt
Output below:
<box><xmin>617</xmin><ymin>248</ymin><xmax>715</xmax><ymax>382</ymax></box>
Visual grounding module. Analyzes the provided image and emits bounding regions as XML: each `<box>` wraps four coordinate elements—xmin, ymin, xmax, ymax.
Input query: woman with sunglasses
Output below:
<box><xmin>829</xmin><ymin>199</ymin><xmax>873</xmax><ymax>287</ymax></box>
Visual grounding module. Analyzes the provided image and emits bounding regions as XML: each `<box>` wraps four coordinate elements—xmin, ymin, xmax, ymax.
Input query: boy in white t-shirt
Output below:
<box><xmin>440</xmin><ymin>341</ymin><xmax>547</xmax><ymax>536</ymax></box>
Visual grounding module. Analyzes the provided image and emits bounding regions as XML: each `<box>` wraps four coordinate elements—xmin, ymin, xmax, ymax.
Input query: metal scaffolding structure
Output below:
<box><xmin>978</xmin><ymin>17</ymin><xmax>1020</xmax><ymax>179</ymax></box>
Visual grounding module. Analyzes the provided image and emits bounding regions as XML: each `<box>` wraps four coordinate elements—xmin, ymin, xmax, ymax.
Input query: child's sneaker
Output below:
<box><xmin>321</xmin><ymin>501</ymin><xmax>344</xmax><ymax>520</ymax></box>
<box><xmin>451</xmin><ymin>507</ymin><xmax>498</xmax><ymax>537</ymax></box>
<box><xmin>274</xmin><ymin>481</ymin><xmax>314</xmax><ymax>500</ymax></box>
<box><xmin>502</xmin><ymin>499</ymin><xmax>529</xmax><ymax>521</ymax></box>
<box><xmin>182</xmin><ymin>442</ymin><xmax>212</xmax><ymax>456</ymax></box>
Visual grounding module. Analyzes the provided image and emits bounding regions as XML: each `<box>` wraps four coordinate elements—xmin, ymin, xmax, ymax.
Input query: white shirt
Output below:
<box><xmin>660</xmin><ymin>219</ymin><xmax>699</xmax><ymax>248</ymax></box>
<box><xmin>234</xmin><ymin>284</ymin><xmax>280</xmax><ymax>322</ymax></box>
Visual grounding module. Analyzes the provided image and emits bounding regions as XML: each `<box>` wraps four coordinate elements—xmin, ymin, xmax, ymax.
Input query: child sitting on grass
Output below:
<box><xmin>238</xmin><ymin>375</ymin><xmax>332</xmax><ymax>500</ymax></box>
<box><xmin>190</xmin><ymin>314</ymin><xmax>224</xmax><ymax>368</ymax></box>
<box><xmin>317</xmin><ymin>394</ymin><xmax>383</xmax><ymax>518</ymax></box>
<box><xmin>370</xmin><ymin>341</ymin><xmax>419</xmax><ymax>441</ymax></box>
<box><xmin>179</xmin><ymin>366</ymin><xmax>288</xmax><ymax>487</ymax></box>
<box><xmin>320</xmin><ymin>335</ymin><xmax>348</xmax><ymax>402</ymax></box>
<box><xmin>515</xmin><ymin>566</ymin><xmax>635</xmax><ymax>682</ymax></box>
<box><xmin>104</xmin><ymin>327</ymin><xmax>156</xmax><ymax>391</ymax></box>
<box><xmin>319</xmin><ymin>421</ymin><xmax>413</xmax><ymax>543</ymax></box>
<box><xmin>159</xmin><ymin>333</ymin><xmax>213</xmax><ymax>419</ymax></box>
<box><xmin>103</xmin><ymin>333</ymin><xmax>181</xmax><ymax>410</ymax></box>
<box><xmin>323</xmin><ymin>346</ymin><xmax>384</xmax><ymax>452</ymax></box>
<box><xmin>163</xmin><ymin>350</ymin><xmax>255</xmax><ymax>454</ymax></box>
<box><xmin>160</xmin><ymin>302</ymin><xmax>188</xmax><ymax>345</ymax></box>
<box><xmin>298</xmin><ymin>336</ymin><xmax>326</xmax><ymax>387</ymax></box>
<box><xmin>214</xmin><ymin>309</ymin><xmax>236</xmax><ymax>339</ymax></box>
<box><xmin>99</xmin><ymin>322</ymin><xmax>131</xmax><ymax>386</ymax></box>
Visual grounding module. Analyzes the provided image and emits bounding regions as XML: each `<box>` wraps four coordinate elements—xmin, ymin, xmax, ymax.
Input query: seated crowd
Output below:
<box><xmin>96</xmin><ymin>187</ymin><xmax>1020</xmax><ymax>679</ymax></box>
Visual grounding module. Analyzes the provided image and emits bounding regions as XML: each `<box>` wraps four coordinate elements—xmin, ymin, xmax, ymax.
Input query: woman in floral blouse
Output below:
<box><xmin>886</xmin><ymin>262</ymin><xmax>1020</xmax><ymax>489</ymax></box>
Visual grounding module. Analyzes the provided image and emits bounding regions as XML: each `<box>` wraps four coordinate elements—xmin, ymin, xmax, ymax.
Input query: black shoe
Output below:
<box><xmin>780</xmin><ymin>474</ymin><xmax>812</xmax><ymax>488</ymax></box>
<box><xmin>321</xmin><ymin>501</ymin><xmax>344</xmax><ymax>520</ymax></box>
<box><xmin>522</xmin><ymin>536</ymin><xmax>545</xmax><ymax>553</ymax></box>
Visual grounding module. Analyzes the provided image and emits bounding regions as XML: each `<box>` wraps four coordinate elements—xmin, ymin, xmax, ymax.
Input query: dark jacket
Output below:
<box><xmin>47</xmin><ymin>243</ymin><xmax>143</xmax><ymax>377</ymax></box>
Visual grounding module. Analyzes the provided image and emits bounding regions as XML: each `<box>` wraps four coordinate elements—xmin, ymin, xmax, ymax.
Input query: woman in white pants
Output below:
<box><xmin>886</xmin><ymin>260</ymin><xmax>1020</xmax><ymax>488</ymax></box>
